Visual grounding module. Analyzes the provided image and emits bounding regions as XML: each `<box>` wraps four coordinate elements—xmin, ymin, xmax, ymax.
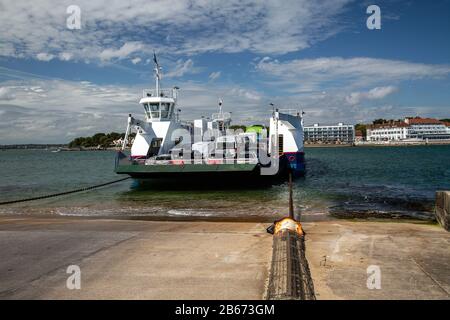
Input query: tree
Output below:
<box><xmin>229</xmin><ymin>125</ymin><xmax>247</xmax><ymax>131</ymax></box>
<box><xmin>372</xmin><ymin>119</ymin><xmax>387</xmax><ymax>125</ymax></box>
<box><xmin>355</xmin><ymin>123</ymin><xmax>367</xmax><ymax>137</ymax></box>
<box><xmin>68</xmin><ymin>132</ymin><xmax>136</xmax><ymax>149</ymax></box>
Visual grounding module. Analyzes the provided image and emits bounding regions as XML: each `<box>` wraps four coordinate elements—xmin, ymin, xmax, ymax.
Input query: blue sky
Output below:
<box><xmin>0</xmin><ymin>0</ymin><xmax>449</xmax><ymax>143</ymax></box>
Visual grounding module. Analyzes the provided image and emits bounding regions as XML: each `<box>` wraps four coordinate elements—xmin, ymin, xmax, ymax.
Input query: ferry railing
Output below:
<box><xmin>142</xmin><ymin>88</ymin><xmax>176</xmax><ymax>98</ymax></box>
<box><xmin>118</xmin><ymin>150</ymin><xmax>260</xmax><ymax>167</ymax></box>
<box><xmin>212</xmin><ymin>112</ymin><xmax>232</xmax><ymax>121</ymax></box>
<box><xmin>277</xmin><ymin>109</ymin><xmax>302</xmax><ymax>116</ymax></box>
<box><xmin>144</xmin><ymin>156</ymin><xmax>259</xmax><ymax>166</ymax></box>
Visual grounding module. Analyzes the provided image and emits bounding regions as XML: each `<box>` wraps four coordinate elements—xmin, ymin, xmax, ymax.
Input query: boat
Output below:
<box><xmin>114</xmin><ymin>55</ymin><xmax>305</xmax><ymax>183</ymax></box>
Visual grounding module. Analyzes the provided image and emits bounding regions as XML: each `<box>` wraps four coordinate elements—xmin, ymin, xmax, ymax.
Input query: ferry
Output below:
<box><xmin>115</xmin><ymin>55</ymin><xmax>305</xmax><ymax>182</ymax></box>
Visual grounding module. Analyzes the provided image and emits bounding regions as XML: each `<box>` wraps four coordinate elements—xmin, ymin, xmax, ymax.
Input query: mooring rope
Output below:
<box><xmin>0</xmin><ymin>177</ymin><xmax>131</xmax><ymax>206</ymax></box>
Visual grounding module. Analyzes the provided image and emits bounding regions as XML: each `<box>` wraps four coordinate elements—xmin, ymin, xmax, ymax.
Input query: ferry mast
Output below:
<box><xmin>153</xmin><ymin>52</ymin><xmax>162</xmax><ymax>97</ymax></box>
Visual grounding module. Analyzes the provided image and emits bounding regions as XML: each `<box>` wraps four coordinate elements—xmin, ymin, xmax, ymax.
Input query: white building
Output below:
<box><xmin>366</xmin><ymin>123</ymin><xmax>409</xmax><ymax>141</ymax></box>
<box><xmin>304</xmin><ymin>123</ymin><xmax>355</xmax><ymax>144</ymax></box>
<box><xmin>367</xmin><ymin>118</ymin><xmax>450</xmax><ymax>142</ymax></box>
<box><xmin>405</xmin><ymin>118</ymin><xmax>450</xmax><ymax>140</ymax></box>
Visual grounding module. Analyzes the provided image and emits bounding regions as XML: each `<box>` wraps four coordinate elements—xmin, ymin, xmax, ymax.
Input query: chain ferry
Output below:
<box><xmin>115</xmin><ymin>55</ymin><xmax>305</xmax><ymax>182</ymax></box>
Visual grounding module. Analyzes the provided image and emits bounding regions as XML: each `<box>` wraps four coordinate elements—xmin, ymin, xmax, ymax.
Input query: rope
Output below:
<box><xmin>0</xmin><ymin>177</ymin><xmax>130</xmax><ymax>206</ymax></box>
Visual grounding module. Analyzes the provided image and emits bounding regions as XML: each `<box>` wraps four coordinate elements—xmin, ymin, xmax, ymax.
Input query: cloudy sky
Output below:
<box><xmin>1</xmin><ymin>0</ymin><xmax>450</xmax><ymax>143</ymax></box>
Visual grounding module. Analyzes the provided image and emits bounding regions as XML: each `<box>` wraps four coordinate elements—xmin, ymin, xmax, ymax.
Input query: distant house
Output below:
<box><xmin>113</xmin><ymin>137</ymin><xmax>135</xmax><ymax>148</ymax></box>
<box><xmin>113</xmin><ymin>138</ymin><xmax>124</xmax><ymax>147</ymax></box>
<box><xmin>366</xmin><ymin>121</ymin><xmax>409</xmax><ymax>141</ymax></box>
<box><xmin>367</xmin><ymin>117</ymin><xmax>450</xmax><ymax>142</ymax></box>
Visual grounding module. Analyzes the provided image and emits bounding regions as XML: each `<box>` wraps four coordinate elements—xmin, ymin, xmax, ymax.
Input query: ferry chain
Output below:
<box><xmin>0</xmin><ymin>177</ymin><xmax>130</xmax><ymax>206</ymax></box>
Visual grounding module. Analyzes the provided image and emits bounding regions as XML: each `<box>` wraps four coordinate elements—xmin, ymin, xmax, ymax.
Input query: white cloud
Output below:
<box><xmin>165</xmin><ymin>59</ymin><xmax>196</xmax><ymax>78</ymax></box>
<box><xmin>346</xmin><ymin>86</ymin><xmax>398</xmax><ymax>105</ymax></box>
<box><xmin>99</xmin><ymin>42</ymin><xmax>143</xmax><ymax>62</ymax></box>
<box><xmin>59</xmin><ymin>52</ymin><xmax>73</xmax><ymax>61</ymax></box>
<box><xmin>208</xmin><ymin>71</ymin><xmax>221</xmax><ymax>81</ymax></box>
<box><xmin>36</xmin><ymin>53</ymin><xmax>55</xmax><ymax>61</ymax></box>
<box><xmin>256</xmin><ymin>57</ymin><xmax>450</xmax><ymax>92</ymax></box>
<box><xmin>2</xmin><ymin>76</ymin><xmax>449</xmax><ymax>144</ymax></box>
<box><xmin>0</xmin><ymin>0</ymin><xmax>352</xmax><ymax>62</ymax></box>
<box><xmin>131</xmin><ymin>57</ymin><xmax>142</xmax><ymax>65</ymax></box>
<box><xmin>253</xmin><ymin>57</ymin><xmax>450</xmax><ymax>124</ymax></box>
<box><xmin>0</xmin><ymin>87</ymin><xmax>15</xmax><ymax>100</ymax></box>
<box><xmin>230</xmin><ymin>88</ymin><xmax>261</xmax><ymax>101</ymax></box>
<box><xmin>0</xmin><ymin>78</ymin><xmax>267</xmax><ymax>143</ymax></box>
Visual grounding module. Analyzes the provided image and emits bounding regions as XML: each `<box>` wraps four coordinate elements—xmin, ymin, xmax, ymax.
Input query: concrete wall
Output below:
<box><xmin>435</xmin><ymin>191</ymin><xmax>450</xmax><ymax>231</ymax></box>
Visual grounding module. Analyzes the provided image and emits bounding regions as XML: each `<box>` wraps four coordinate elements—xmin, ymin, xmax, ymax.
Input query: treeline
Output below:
<box><xmin>68</xmin><ymin>132</ymin><xmax>135</xmax><ymax>148</ymax></box>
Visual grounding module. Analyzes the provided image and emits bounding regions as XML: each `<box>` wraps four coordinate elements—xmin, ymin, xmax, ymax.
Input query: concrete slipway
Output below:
<box><xmin>0</xmin><ymin>217</ymin><xmax>448</xmax><ymax>299</ymax></box>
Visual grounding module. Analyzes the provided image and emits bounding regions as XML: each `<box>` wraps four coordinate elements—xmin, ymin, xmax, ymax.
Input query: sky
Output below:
<box><xmin>0</xmin><ymin>0</ymin><xmax>450</xmax><ymax>143</ymax></box>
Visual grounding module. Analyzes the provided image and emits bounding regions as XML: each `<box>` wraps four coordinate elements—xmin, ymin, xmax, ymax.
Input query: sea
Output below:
<box><xmin>1</xmin><ymin>145</ymin><xmax>449</xmax><ymax>221</ymax></box>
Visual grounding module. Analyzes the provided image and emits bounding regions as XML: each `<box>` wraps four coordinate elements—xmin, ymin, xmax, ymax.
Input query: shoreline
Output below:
<box><xmin>305</xmin><ymin>141</ymin><xmax>450</xmax><ymax>148</ymax></box>
<box><xmin>0</xmin><ymin>210</ymin><xmax>437</xmax><ymax>224</ymax></box>
<box><xmin>0</xmin><ymin>204</ymin><xmax>436</xmax><ymax>224</ymax></box>
<box><xmin>3</xmin><ymin>140</ymin><xmax>450</xmax><ymax>150</ymax></box>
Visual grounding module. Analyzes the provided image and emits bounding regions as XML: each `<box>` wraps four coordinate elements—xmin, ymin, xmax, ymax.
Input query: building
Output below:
<box><xmin>366</xmin><ymin>121</ymin><xmax>409</xmax><ymax>141</ymax></box>
<box><xmin>405</xmin><ymin>117</ymin><xmax>450</xmax><ymax>140</ymax></box>
<box><xmin>304</xmin><ymin>123</ymin><xmax>355</xmax><ymax>144</ymax></box>
<box><xmin>444</xmin><ymin>122</ymin><xmax>450</xmax><ymax>134</ymax></box>
<box><xmin>367</xmin><ymin>117</ymin><xmax>450</xmax><ymax>142</ymax></box>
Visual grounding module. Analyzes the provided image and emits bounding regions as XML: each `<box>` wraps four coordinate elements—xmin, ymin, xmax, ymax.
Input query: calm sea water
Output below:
<box><xmin>1</xmin><ymin>145</ymin><xmax>449</xmax><ymax>221</ymax></box>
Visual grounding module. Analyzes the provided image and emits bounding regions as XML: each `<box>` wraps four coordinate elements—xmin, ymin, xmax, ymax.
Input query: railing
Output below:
<box><xmin>277</xmin><ymin>109</ymin><xmax>302</xmax><ymax>116</ymax></box>
<box><xmin>212</xmin><ymin>112</ymin><xmax>231</xmax><ymax>121</ymax></box>
<box><xmin>142</xmin><ymin>88</ymin><xmax>176</xmax><ymax>99</ymax></box>
<box><xmin>144</xmin><ymin>156</ymin><xmax>259</xmax><ymax>166</ymax></box>
<box><xmin>117</xmin><ymin>150</ymin><xmax>263</xmax><ymax>167</ymax></box>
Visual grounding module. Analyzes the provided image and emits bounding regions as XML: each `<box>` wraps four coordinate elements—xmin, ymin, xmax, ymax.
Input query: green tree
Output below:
<box><xmin>229</xmin><ymin>125</ymin><xmax>247</xmax><ymax>131</ymax></box>
<box><xmin>372</xmin><ymin>119</ymin><xmax>387</xmax><ymax>125</ymax></box>
<box><xmin>67</xmin><ymin>132</ymin><xmax>136</xmax><ymax>148</ymax></box>
<box><xmin>355</xmin><ymin>123</ymin><xmax>367</xmax><ymax>137</ymax></box>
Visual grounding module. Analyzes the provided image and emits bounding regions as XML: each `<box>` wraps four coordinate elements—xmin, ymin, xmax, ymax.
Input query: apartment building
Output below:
<box><xmin>304</xmin><ymin>123</ymin><xmax>355</xmax><ymax>144</ymax></box>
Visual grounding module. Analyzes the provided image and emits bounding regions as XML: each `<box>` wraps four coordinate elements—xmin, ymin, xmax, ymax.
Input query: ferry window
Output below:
<box><xmin>143</xmin><ymin>103</ymin><xmax>151</xmax><ymax>118</ymax></box>
<box><xmin>160</xmin><ymin>103</ymin><xmax>170</xmax><ymax>118</ymax></box>
<box><xmin>149</xmin><ymin>103</ymin><xmax>160</xmax><ymax>118</ymax></box>
<box><xmin>168</xmin><ymin>103</ymin><xmax>174</xmax><ymax>118</ymax></box>
<box><xmin>152</xmin><ymin>139</ymin><xmax>162</xmax><ymax>147</ymax></box>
